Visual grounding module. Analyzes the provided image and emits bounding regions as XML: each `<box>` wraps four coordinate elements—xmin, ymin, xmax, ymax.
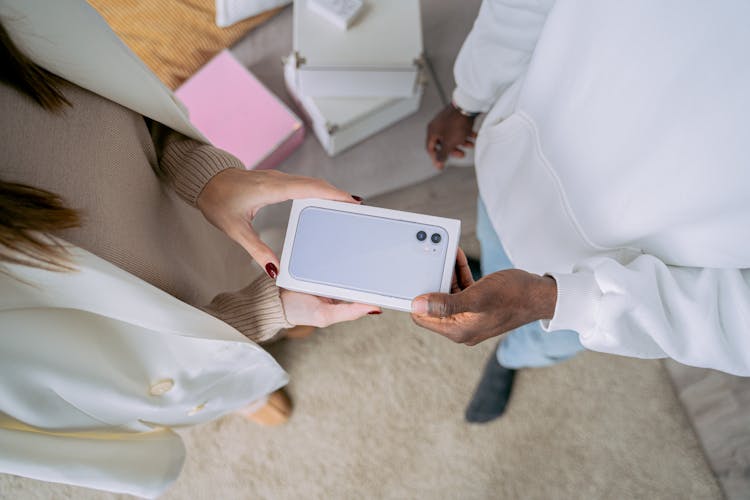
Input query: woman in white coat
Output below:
<box><xmin>0</xmin><ymin>0</ymin><xmax>378</xmax><ymax>496</ymax></box>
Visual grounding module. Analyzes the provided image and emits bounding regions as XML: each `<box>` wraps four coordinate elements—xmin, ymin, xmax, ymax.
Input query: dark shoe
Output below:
<box><xmin>465</xmin><ymin>347</ymin><xmax>516</xmax><ymax>423</ymax></box>
<box><xmin>466</xmin><ymin>255</ymin><xmax>483</xmax><ymax>282</ymax></box>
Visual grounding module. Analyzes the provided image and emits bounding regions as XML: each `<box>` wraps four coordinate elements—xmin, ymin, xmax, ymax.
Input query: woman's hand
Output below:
<box><xmin>281</xmin><ymin>290</ymin><xmax>380</xmax><ymax>328</ymax></box>
<box><xmin>197</xmin><ymin>169</ymin><xmax>360</xmax><ymax>278</ymax></box>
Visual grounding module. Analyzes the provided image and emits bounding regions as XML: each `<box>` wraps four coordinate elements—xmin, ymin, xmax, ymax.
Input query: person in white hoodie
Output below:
<box><xmin>415</xmin><ymin>0</ymin><xmax>750</xmax><ymax>422</ymax></box>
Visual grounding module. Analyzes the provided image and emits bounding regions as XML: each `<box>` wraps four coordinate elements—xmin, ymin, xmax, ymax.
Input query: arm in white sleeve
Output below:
<box><xmin>544</xmin><ymin>255</ymin><xmax>750</xmax><ymax>376</ymax></box>
<box><xmin>452</xmin><ymin>0</ymin><xmax>556</xmax><ymax>112</ymax></box>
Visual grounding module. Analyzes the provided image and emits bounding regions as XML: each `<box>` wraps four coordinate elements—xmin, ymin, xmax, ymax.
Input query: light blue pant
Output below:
<box><xmin>476</xmin><ymin>199</ymin><xmax>584</xmax><ymax>369</ymax></box>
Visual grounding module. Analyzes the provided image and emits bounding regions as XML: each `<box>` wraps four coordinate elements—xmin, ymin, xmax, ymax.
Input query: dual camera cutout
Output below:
<box><xmin>416</xmin><ymin>230</ymin><xmax>441</xmax><ymax>244</ymax></box>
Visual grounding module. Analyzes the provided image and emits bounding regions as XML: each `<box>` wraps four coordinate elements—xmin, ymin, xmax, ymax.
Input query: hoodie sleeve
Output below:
<box><xmin>543</xmin><ymin>254</ymin><xmax>750</xmax><ymax>376</ymax></box>
<box><xmin>452</xmin><ymin>0</ymin><xmax>556</xmax><ymax>113</ymax></box>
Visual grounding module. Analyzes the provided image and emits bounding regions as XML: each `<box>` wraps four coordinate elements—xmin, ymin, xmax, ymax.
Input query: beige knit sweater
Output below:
<box><xmin>1</xmin><ymin>80</ymin><xmax>292</xmax><ymax>342</ymax></box>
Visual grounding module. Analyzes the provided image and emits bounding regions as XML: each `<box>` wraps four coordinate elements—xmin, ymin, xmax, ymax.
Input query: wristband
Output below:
<box><xmin>450</xmin><ymin>99</ymin><xmax>481</xmax><ymax>118</ymax></box>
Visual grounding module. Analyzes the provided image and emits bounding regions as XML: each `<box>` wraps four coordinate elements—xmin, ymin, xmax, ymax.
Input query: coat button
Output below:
<box><xmin>149</xmin><ymin>379</ymin><xmax>174</xmax><ymax>396</ymax></box>
<box><xmin>188</xmin><ymin>403</ymin><xmax>206</xmax><ymax>416</ymax></box>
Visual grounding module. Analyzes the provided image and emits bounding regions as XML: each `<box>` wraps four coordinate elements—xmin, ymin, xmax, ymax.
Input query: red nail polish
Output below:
<box><xmin>368</xmin><ymin>310</ymin><xmax>381</xmax><ymax>315</ymax></box>
<box><xmin>351</xmin><ymin>195</ymin><xmax>363</xmax><ymax>202</ymax></box>
<box><xmin>265</xmin><ymin>263</ymin><xmax>278</xmax><ymax>279</ymax></box>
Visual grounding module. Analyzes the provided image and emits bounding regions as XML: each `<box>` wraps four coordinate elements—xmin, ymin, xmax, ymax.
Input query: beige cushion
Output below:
<box><xmin>88</xmin><ymin>0</ymin><xmax>283</xmax><ymax>89</ymax></box>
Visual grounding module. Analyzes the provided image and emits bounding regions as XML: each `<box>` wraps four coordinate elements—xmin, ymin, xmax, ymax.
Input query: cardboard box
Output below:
<box><xmin>284</xmin><ymin>54</ymin><xmax>422</xmax><ymax>156</ymax></box>
<box><xmin>277</xmin><ymin>198</ymin><xmax>460</xmax><ymax>312</ymax></box>
<box><xmin>292</xmin><ymin>0</ymin><xmax>423</xmax><ymax>97</ymax></box>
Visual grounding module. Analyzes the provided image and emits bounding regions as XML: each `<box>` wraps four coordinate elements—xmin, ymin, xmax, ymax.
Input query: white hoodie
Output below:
<box><xmin>454</xmin><ymin>0</ymin><xmax>750</xmax><ymax>375</ymax></box>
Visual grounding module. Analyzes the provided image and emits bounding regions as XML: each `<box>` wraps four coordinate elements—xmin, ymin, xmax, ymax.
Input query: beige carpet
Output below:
<box><xmin>1</xmin><ymin>311</ymin><xmax>721</xmax><ymax>499</ymax></box>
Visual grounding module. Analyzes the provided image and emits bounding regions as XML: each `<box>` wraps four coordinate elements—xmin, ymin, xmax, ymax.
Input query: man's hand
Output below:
<box><xmin>425</xmin><ymin>104</ymin><xmax>477</xmax><ymax>169</ymax></box>
<box><xmin>411</xmin><ymin>253</ymin><xmax>557</xmax><ymax>346</ymax></box>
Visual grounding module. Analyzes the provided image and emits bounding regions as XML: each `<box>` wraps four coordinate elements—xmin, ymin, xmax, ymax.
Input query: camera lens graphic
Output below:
<box><xmin>416</xmin><ymin>231</ymin><xmax>427</xmax><ymax>241</ymax></box>
<box><xmin>431</xmin><ymin>233</ymin><xmax>442</xmax><ymax>244</ymax></box>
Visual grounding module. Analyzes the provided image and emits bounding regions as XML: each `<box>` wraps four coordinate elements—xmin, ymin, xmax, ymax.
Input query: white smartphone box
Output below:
<box><xmin>277</xmin><ymin>199</ymin><xmax>461</xmax><ymax>312</ymax></box>
<box><xmin>307</xmin><ymin>0</ymin><xmax>364</xmax><ymax>30</ymax></box>
<box><xmin>292</xmin><ymin>0</ymin><xmax>423</xmax><ymax>97</ymax></box>
<box><xmin>284</xmin><ymin>55</ymin><xmax>423</xmax><ymax>156</ymax></box>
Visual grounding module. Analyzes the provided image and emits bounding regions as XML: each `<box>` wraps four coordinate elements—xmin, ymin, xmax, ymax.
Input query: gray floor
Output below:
<box><xmin>371</xmin><ymin>168</ymin><xmax>750</xmax><ymax>500</ymax></box>
<box><xmin>230</xmin><ymin>2</ymin><xmax>750</xmax><ymax>498</ymax></box>
<box><xmin>665</xmin><ymin>362</ymin><xmax>750</xmax><ymax>499</ymax></box>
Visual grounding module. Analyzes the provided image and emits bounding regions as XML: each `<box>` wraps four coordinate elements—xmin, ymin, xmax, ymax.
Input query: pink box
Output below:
<box><xmin>176</xmin><ymin>50</ymin><xmax>305</xmax><ymax>170</ymax></box>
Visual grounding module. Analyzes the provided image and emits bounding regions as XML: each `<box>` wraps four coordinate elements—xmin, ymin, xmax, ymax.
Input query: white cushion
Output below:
<box><xmin>215</xmin><ymin>0</ymin><xmax>291</xmax><ymax>28</ymax></box>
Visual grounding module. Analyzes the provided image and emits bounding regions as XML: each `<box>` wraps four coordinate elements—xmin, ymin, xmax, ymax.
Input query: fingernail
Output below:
<box><xmin>265</xmin><ymin>263</ymin><xmax>278</xmax><ymax>279</ymax></box>
<box><xmin>411</xmin><ymin>298</ymin><xmax>428</xmax><ymax>315</ymax></box>
<box><xmin>351</xmin><ymin>195</ymin><xmax>363</xmax><ymax>202</ymax></box>
<box><xmin>368</xmin><ymin>310</ymin><xmax>381</xmax><ymax>315</ymax></box>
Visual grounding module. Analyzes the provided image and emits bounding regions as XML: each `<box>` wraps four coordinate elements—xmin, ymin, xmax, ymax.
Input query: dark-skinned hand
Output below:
<box><xmin>425</xmin><ymin>104</ymin><xmax>477</xmax><ymax>169</ymax></box>
<box><xmin>411</xmin><ymin>248</ymin><xmax>558</xmax><ymax>346</ymax></box>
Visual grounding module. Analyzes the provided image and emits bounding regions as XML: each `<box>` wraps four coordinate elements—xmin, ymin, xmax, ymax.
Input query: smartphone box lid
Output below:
<box><xmin>292</xmin><ymin>0</ymin><xmax>423</xmax><ymax>97</ymax></box>
<box><xmin>284</xmin><ymin>55</ymin><xmax>422</xmax><ymax>155</ymax></box>
<box><xmin>277</xmin><ymin>199</ymin><xmax>460</xmax><ymax>312</ymax></box>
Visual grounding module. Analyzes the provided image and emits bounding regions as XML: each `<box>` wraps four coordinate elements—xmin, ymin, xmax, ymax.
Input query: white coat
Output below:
<box><xmin>0</xmin><ymin>1</ymin><xmax>288</xmax><ymax>497</ymax></box>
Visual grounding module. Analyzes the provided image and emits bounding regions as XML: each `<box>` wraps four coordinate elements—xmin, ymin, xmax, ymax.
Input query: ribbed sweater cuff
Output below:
<box><xmin>160</xmin><ymin>140</ymin><xmax>245</xmax><ymax>206</ymax></box>
<box><xmin>540</xmin><ymin>271</ymin><xmax>602</xmax><ymax>336</ymax></box>
<box><xmin>202</xmin><ymin>275</ymin><xmax>293</xmax><ymax>344</ymax></box>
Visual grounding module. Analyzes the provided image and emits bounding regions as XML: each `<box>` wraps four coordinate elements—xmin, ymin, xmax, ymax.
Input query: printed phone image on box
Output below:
<box><xmin>277</xmin><ymin>199</ymin><xmax>461</xmax><ymax>312</ymax></box>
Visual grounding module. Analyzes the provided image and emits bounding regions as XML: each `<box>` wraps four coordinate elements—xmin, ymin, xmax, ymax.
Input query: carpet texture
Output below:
<box><xmin>1</xmin><ymin>311</ymin><xmax>721</xmax><ymax>499</ymax></box>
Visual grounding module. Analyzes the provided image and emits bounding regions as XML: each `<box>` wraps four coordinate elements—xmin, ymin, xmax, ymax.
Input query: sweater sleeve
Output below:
<box><xmin>148</xmin><ymin>120</ymin><xmax>244</xmax><ymax>206</ymax></box>
<box><xmin>201</xmin><ymin>275</ymin><xmax>293</xmax><ymax>344</ymax></box>
<box><xmin>452</xmin><ymin>0</ymin><xmax>556</xmax><ymax>113</ymax></box>
<box><xmin>542</xmin><ymin>255</ymin><xmax>750</xmax><ymax>376</ymax></box>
